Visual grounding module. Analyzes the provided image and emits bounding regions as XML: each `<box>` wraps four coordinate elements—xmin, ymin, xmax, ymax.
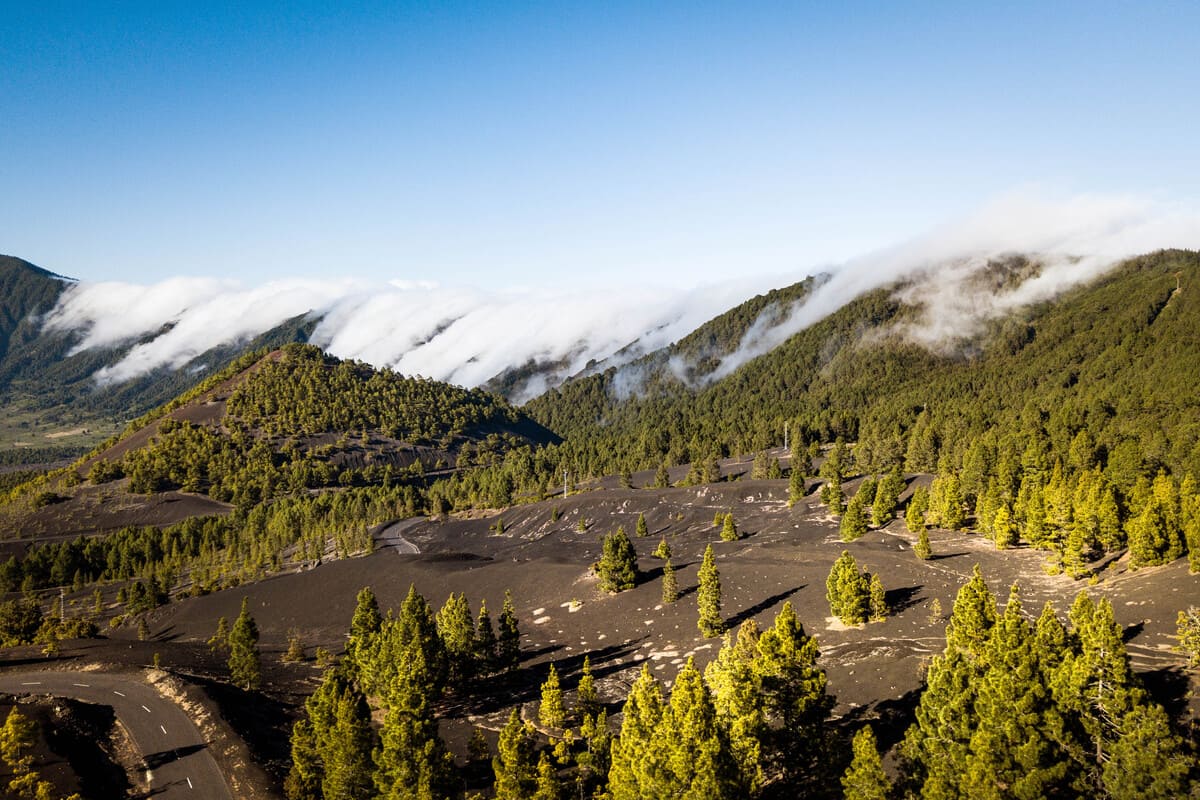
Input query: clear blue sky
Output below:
<box><xmin>2</xmin><ymin>1</ymin><xmax>1197</xmax><ymax>288</ymax></box>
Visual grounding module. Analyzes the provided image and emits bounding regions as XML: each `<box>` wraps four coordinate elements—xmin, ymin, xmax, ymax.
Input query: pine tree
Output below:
<box><xmin>751</xmin><ymin>450</ymin><xmax>773</xmax><ymax>480</ymax></box>
<box><xmin>493</xmin><ymin>709</ymin><xmax>537</xmax><ymax>799</ymax></box>
<box><xmin>704</xmin><ymin>622</ymin><xmax>764</xmax><ymax>793</ymax></box>
<box><xmin>871</xmin><ymin>466</ymin><xmax>904</xmax><ymax>527</ymax></box>
<box><xmin>475</xmin><ymin>599</ymin><xmax>498</xmax><ymax>674</ymax></box>
<box><xmin>636</xmin><ymin>513</ymin><xmax>649</xmax><ymax>538</ymax></box>
<box><xmin>1101</xmin><ymin>703</ymin><xmax>1193</xmax><ymax>799</ymax></box>
<box><xmin>914</xmin><ymin>527</ymin><xmax>932</xmax><ymax>560</ymax></box>
<box><xmin>228</xmin><ymin>597</ymin><xmax>262</xmax><ymax>690</ymax></box>
<box><xmin>498</xmin><ymin>590</ymin><xmax>521</xmax><ymax>672</ymax></box>
<box><xmin>841</xmin><ymin>725</ymin><xmax>890</xmax><ymax>800</ymax></box>
<box><xmin>1127</xmin><ymin>480</ymin><xmax>1185</xmax><ymax>567</ymax></box>
<box><xmin>609</xmin><ymin>665</ymin><xmax>665</xmax><ymax>800</ymax></box>
<box><xmin>373</xmin><ymin>589</ymin><xmax>458</xmax><ymax>800</ymax></box>
<box><xmin>208</xmin><ymin>615</ymin><xmax>230</xmax><ymax>655</ymax></box>
<box><xmin>868</xmin><ymin>573</ymin><xmax>888</xmax><ymax>621</ymax></box>
<box><xmin>945</xmin><ymin>565</ymin><xmax>997</xmax><ymax>660</ymax></box>
<box><xmin>346</xmin><ymin>586</ymin><xmax>382</xmax><ymax>673</ymax></box>
<box><xmin>576</xmin><ymin>655</ymin><xmax>599</xmax><ymax>718</ymax></box>
<box><xmin>697</xmin><ymin>545</ymin><xmax>725</xmax><ymax>637</ymax></box>
<box><xmin>363</xmin><ymin>585</ymin><xmax>448</xmax><ymax>699</ymax></box>
<box><xmin>540</xmin><ymin>664</ymin><xmax>566</xmax><ymax>730</ymax></box>
<box><xmin>820</xmin><ymin>474</ymin><xmax>846</xmax><ymax>516</ymax></box>
<box><xmin>284</xmin><ymin>718</ymin><xmax>321</xmax><ymax>800</ymax></box>
<box><xmin>596</xmin><ymin>527</ymin><xmax>638</xmax><ymax>592</ymax></box>
<box><xmin>826</xmin><ymin>550</ymin><xmax>868</xmax><ymax>625</ymax></box>
<box><xmin>374</xmin><ymin>674</ymin><xmax>456</xmax><ymax>799</ymax></box>
<box><xmin>662</xmin><ymin>558</ymin><xmax>679</xmax><ymax>604</ymax></box>
<box><xmin>652</xmin><ymin>537</ymin><xmax>671</xmax><ymax>560</ymax></box>
<box><xmin>655</xmin><ymin>462</ymin><xmax>671</xmax><ymax>488</ymax></box>
<box><xmin>993</xmin><ymin>503</ymin><xmax>1016</xmax><ymax>549</ymax></box>
<box><xmin>905</xmin><ymin>485</ymin><xmax>929</xmax><ymax>534</ymax></box>
<box><xmin>754</xmin><ymin>601</ymin><xmax>831</xmax><ymax>734</ymax></box>
<box><xmin>900</xmin><ymin>647</ymin><xmax>979</xmax><ymax>796</ymax></box>
<box><xmin>321</xmin><ymin>687</ymin><xmax>375</xmax><ymax>800</ymax></box>
<box><xmin>1061</xmin><ymin>523</ymin><xmax>1090</xmax><ymax>578</ymax></box>
<box><xmin>960</xmin><ymin>585</ymin><xmax>1072</xmax><ymax>799</ymax></box>
<box><xmin>720</xmin><ymin>513</ymin><xmax>738</xmax><ymax>542</ymax></box>
<box><xmin>657</xmin><ymin>658</ymin><xmax>743</xmax><ymax>799</ymax></box>
<box><xmin>840</xmin><ymin>495</ymin><xmax>868</xmax><ymax>541</ymax></box>
<box><xmin>1058</xmin><ymin>594</ymin><xmax>1137</xmax><ymax>764</ymax></box>
<box><xmin>788</xmin><ymin>463</ymin><xmax>806</xmax><ymax>507</ymax></box>
<box><xmin>533</xmin><ymin>751</ymin><xmax>562</xmax><ymax>800</ymax></box>
<box><xmin>936</xmin><ymin>473</ymin><xmax>965</xmax><ymax>529</ymax></box>
<box><xmin>436</xmin><ymin>592</ymin><xmax>476</xmax><ymax>686</ymax></box>
<box><xmin>790</xmin><ymin>435</ymin><xmax>813</xmax><ymax>480</ymax></box>
<box><xmin>1176</xmin><ymin>606</ymin><xmax>1200</xmax><ymax>667</ymax></box>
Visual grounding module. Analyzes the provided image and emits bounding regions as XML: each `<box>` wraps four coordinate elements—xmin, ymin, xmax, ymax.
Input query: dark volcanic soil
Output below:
<box><xmin>7</xmin><ymin>464</ymin><xmax>1198</xmax><ymax>795</ymax></box>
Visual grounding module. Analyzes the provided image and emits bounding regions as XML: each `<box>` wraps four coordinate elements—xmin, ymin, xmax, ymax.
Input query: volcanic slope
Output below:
<box><xmin>0</xmin><ymin>255</ymin><xmax>317</xmax><ymax>466</ymax></box>
<box><xmin>2</xmin><ymin>343</ymin><xmax>554</xmax><ymax>542</ymax></box>
<box><xmin>526</xmin><ymin>249</ymin><xmax>1200</xmax><ymax>483</ymax></box>
<box><xmin>124</xmin><ymin>454</ymin><xmax>1198</xmax><ymax>792</ymax></box>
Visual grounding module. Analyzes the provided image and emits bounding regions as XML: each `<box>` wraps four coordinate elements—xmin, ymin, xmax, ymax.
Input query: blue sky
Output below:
<box><xmin>2</xmin><ymin>1</ymin><xmax>1197</xmax><ymax>289</ymax></box>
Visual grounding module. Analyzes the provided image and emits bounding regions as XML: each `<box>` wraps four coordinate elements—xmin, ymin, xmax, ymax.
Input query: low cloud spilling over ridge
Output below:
<box><xmin>695</xmin><ymin>190</ymin><xmax>1200</xmax><ymax>383</ymax></box>
<box><xmin>40</xmin><ymin>190</ymin><xmax>1200</xmax><ymax>400</ymax></box>
<box><xmin>42</xmin><ymin>271</ymin><xmax>781</xmax><ymax>400</ymax></box>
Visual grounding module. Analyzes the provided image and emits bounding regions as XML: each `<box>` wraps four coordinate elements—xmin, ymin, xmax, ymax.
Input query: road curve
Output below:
<box><xmin>0</xmin><ymin>671</ymin><xmax>232</xmax><ymax>800</ymax></box>
<box><xmin>377</xmin><ymin>518</ymin><xmax>421</xmax><ymax>554</ymax></box>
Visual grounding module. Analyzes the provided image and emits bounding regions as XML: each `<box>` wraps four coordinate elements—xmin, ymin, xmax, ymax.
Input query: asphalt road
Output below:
<box><xmin>0</xmin><ymin>671</ymin><xmax>232</xmax><ymax>800</ymax></box>
<box><xmin>376</xmin><ymin>518</ymin><xmax>421</xmax><ymax>554</ymax></box>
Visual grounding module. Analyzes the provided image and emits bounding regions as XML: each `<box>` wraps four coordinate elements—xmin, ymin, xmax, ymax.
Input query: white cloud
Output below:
<box><xmin>697</xmin><ymin>189</ymin><xmax>1200</xmax><ymax>381</ymax></box>
<box><xmin>39</xmin><ymin>189</ymin><xmax>1199</xmax><ymax>398</ymax></box>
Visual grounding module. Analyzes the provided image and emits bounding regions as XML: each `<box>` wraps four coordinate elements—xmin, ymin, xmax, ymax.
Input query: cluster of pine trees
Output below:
<box><xmin>285</xmin><ymin>585</ymin><xmax>522</xmax><ymax>799</ymax></box>
<box><xmin>228</xmin><ymin>344</ymin><xmax>519</xmax><ymax>443</ymax></box>
<box><xmin>0</xmin><ymin>706</ymin><xmax>82</xmax><ymax>800</ymax></box>
<box><xmin>919</xmin><ymin>437</ymin><xmax>1200</xmax><ymax>575</ymax></box>
<box><xmin>825</xmin><ymin>551</ymin><xmax>887</xmax><ymax>625</ymax></box>
<box><xmin>843</xmin><ymin>567</ymin><xmax>1197</xmax><ymax>798</ymax></box>
<box><xmin>525</xmin><ymin>251</ymin><xmax>1200</xmax><ymax>514</ymax></box>
<box><xmin>606</xmin><ymin>601</ymin><xmax>833</xmax><ymax>799</ymax></box>
<box><xmin>0</xmin><ymin>484</ymin><xmax>417</xmax><ymax>611</ymax></box>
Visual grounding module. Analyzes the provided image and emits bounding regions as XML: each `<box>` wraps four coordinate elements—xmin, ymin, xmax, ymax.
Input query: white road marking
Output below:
<box><xmin>113</xmin><ymin>691</ymin><xmax>126</xmax><ymax>697</ymax></box>
<box><xmin>20</xmin><ymin>682</ymin><xmax>40</xmax><ymax>685</ymax></box>
<box><xmin>159</xmin><ymin>724</ymin><xmax>167</xmax><ymax>734</ymax></box>
<box><xmin>142</xmin><ymin>705</ymin><xmax>152</xmax><ymax>713</ymax></box>
<box><xmin>187</xmin><ymin>777</ymin><xmax>193</xmax><ymax>789</ymax></box>
<box><xmin>72</xmin><ymin>683</ymin><xmax>89</xmax><ymax>687</ymax></box>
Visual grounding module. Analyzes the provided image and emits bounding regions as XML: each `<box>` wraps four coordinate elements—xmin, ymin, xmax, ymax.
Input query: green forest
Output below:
<box><xmin>0</xmin><ymin>252</ymin><xmax>1196</xmax><ymax>798</ymax></box>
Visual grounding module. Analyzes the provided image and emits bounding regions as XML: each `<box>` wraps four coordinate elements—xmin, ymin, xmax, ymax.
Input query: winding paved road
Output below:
<box><xmin>0</xmin><ymin>671</ymin><xmax>232</xmax><ymax>800</ymax></box>
<box><xmin>377</xmin><ymin>518</ymin><xmax>421</xmax><ymax>554</ymax></box>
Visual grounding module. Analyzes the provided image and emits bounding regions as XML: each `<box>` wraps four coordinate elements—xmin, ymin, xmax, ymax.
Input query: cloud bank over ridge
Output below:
<box><xmin>695</xmin><ymin>190</ymin><xmax>1200</xmax><ymax>383</ymax></box>
<box><xmin>40</xmin><ymin>190</ymin><xmax>1200</xmax><ymax>400</ymax></box>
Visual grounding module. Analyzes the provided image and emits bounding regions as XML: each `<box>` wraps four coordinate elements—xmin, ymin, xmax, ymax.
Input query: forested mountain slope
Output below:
<box><xmin>528</xmin><ymin>249</ymin><xmax>1200</xmax><ymax>484</ymax></box>
<box><xmin>0</xmin><ymin>256</ymin><xmax>318</xmax><ymax>465</ymax></box>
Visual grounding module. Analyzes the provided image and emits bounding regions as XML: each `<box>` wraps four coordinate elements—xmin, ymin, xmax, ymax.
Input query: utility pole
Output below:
<box><xmin>563</xmin><ymin>469</ymin><xmax>569</xmax><ymax>499</ymax></box>
<box><xmin>59</xmin><ymin>587</ymin><xmax>65</xmax><ymax>620</ymax></box>
<box><xmin>784</xmin><ymin>421</ymin><xmax>789</xmax><ymax>452</ymax></box>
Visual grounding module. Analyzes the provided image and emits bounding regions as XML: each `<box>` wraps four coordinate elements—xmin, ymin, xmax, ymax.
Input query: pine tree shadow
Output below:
<box><xmin>884</xmin><ymin>585</ymin><xmax>923</xmax><ymax>614</ymax></box>
<box><xmin>835</xmin><ymin>686</ymin><xmax>923</xmax><ymax>753</ymax></box>
<box><xmin>638</xmin><ymin>560</ymin><xmax>696</xmax><ymax>585</ymax></box>
<box><xmin>454</xmin><ymin>638</ymin><xmax>646</xmax><ymax>717</ymax></box>
<box><xmin>1139</xmin><ymin>666</ymin><xmax>1192</xmax><ymax>725</ymax></box>
<box><xmin>726</xmin><ymin>586</ymin><xmax>805</xmax><ymax>629</ymax></box>
<box><xmin>927</xmin><ymin>551</ymin><xmax>968</xmax><ymax>561</ymax></box>
<box><xmin>141</xmin><ymin>743</ymin><xmax>208</xmax><ymax>771</ymax></box>
<box><xmin>191</xmin><ymin>677</ymin><xmax>293</xmax><ymax>783</ymax></box>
